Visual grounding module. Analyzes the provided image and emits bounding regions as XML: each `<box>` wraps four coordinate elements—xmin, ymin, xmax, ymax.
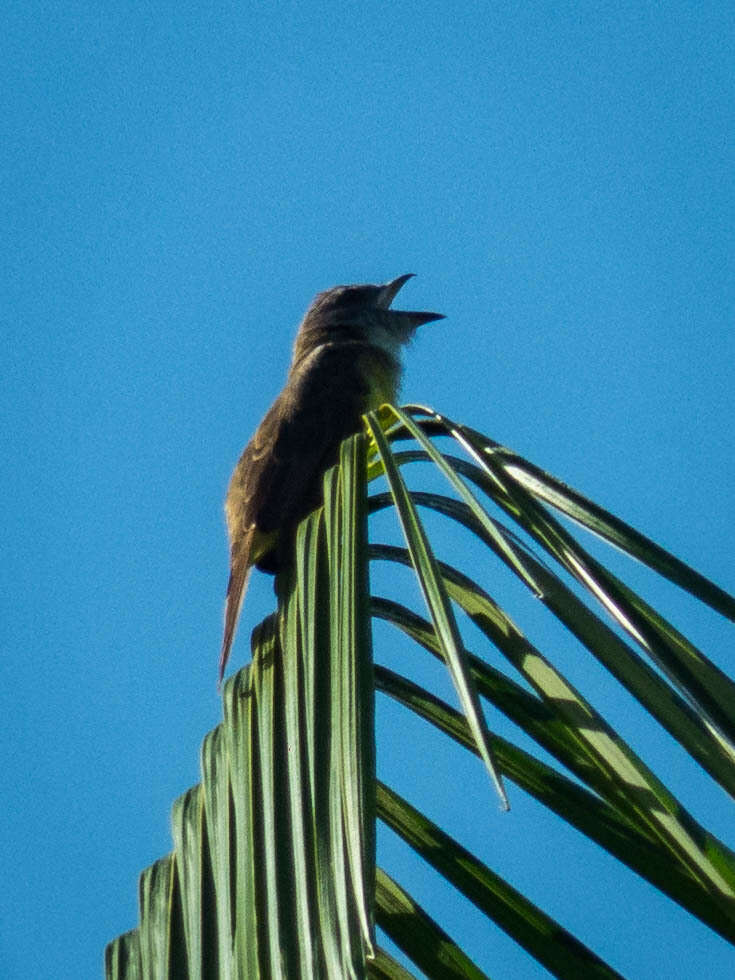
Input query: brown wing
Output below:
<box><xmin>219</xmin><ymin>345</ymin><xmax>375</xmax><ymax>680</ymax></box>
<box><xmin>228</xmin><ymin>345</ymin><xmax>375</xmax><ymax>541</ymax></box>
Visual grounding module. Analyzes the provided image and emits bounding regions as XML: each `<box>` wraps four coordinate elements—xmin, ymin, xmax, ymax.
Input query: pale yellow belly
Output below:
<box><xmin>360</xmin><ymin>351</ymin><xmax>401</xmax><ymax>410</ymax></box>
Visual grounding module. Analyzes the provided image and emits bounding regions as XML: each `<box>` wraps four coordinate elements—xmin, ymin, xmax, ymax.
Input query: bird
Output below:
<box><xmin>218</xmin><ymin>274</ymin><xmax>444</xmax><ymax>683</ymax></box>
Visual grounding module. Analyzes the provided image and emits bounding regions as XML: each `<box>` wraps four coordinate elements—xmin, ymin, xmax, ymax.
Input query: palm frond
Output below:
<box><xmin>107</xmin><ymin>407</ymin><xmax>735</xmax><ymax>978</ymax></box>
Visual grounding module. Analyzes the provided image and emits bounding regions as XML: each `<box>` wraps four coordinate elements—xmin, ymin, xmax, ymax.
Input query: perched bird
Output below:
<box><xmin>219</xmin><ymin>274</ymin><xmax>444</xmax><ymax>682</ymax></box>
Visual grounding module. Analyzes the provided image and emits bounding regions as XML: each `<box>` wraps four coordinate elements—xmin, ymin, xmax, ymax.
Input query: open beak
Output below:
<box><xmin>377</xmin><ymin>273</ymin><xmax>445</xmax><ymax>326</ymax></box>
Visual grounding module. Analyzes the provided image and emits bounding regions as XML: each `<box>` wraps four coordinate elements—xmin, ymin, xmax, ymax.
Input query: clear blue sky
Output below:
<box><xmin>3</xmin><ymin>2</ymin><xmax>734</xmax><ymax>977</ymax></box>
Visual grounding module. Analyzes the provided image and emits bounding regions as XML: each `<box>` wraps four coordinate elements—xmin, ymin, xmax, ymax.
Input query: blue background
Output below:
<box><xmin>3</xmin><ymin>2</ymin><xmax>734</xmax><ymax>977</ymax></box>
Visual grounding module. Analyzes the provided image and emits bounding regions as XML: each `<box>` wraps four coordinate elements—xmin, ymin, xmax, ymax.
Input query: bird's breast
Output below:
<box><xmin>357</xmin><ymin>347</ymin><xmax>402</xmax><ymax>410</ymax></box>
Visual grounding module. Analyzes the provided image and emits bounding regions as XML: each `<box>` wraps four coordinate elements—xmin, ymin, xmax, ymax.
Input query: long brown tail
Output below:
<box><xmin>219</xmin><ymin>551</ymin><xmax>253</xmax><ymax>687</ymax></box>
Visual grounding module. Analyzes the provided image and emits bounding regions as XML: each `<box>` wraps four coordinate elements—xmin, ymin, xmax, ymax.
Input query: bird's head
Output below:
<box><xmin>292</xmin><ymin>274</ymin><xmax>444</xmax><ymax>364</ymax></box>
